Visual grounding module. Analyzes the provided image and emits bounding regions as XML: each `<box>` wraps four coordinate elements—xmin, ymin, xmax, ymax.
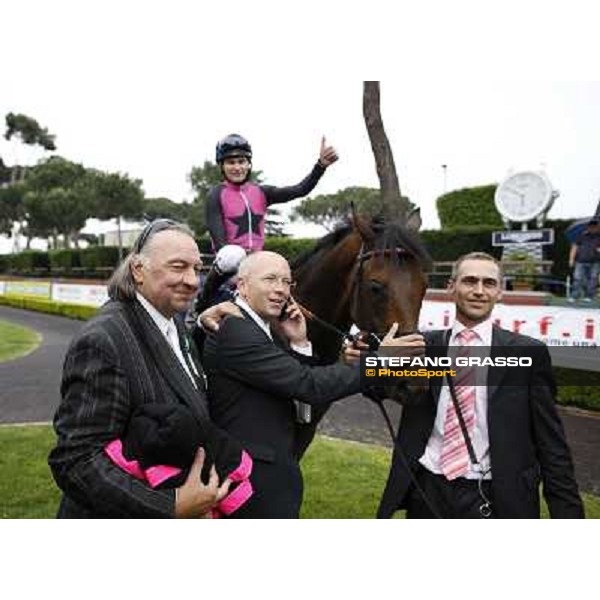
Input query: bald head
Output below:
<box><xmin>238</xmin><ymin>251</ymin><xmax>290</xmax><ymax>279</ymax></box>
<box><xmin>237</xmin><ymin>251</ymin><xmax>293</xmax><ymax>321</ymax></box>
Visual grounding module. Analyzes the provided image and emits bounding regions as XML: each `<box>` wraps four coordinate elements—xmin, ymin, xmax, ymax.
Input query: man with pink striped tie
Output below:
<box><xmin>377</xmin><ymin>252</ymin><xmax>583</xmax><ymax>519</ymax></box>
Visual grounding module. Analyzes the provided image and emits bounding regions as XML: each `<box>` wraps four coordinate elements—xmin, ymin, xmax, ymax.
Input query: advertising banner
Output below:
<box><xmin>419</xmin><ymin>300</ymin><xmax>599</xmax><ymax>347</ymax></box>
<box><xmin>4</xmin><ymin>280</ymin><xmax>51</xmax><ymax>298</ymax></box>
<box><xmin>51</xmin><ymin>283</ymin><xmax>108</xmax><ymax>307</ymax></box>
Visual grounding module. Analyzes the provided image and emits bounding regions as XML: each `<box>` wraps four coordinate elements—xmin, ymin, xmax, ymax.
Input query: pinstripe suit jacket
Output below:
<box><xmin>48</xmin><ymin>299</ymin><xmax>209</xmax><ymax>518</ymax></box>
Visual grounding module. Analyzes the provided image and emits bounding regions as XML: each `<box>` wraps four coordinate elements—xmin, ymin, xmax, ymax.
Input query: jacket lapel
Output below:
<box><xmin>128</xmin><ymin>300</ymin><xmax>210</xmax><ymax>423</ymax></box>
<box><xmin>426</xmin><ymin>330</ymin><xmax>448</xmax><ymax>403</ymax></box>
<box><xmin>237</xmin><ymin>305</ymin><xmax>275</xmax><ymax>344</ymax></box>
<box><xmin>487</xmin><ymin>326</ymin><xmax>513</xmax><ymax>402</ymax></box>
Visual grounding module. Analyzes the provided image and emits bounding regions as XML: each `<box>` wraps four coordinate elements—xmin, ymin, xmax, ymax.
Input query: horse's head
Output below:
<box><xmin>292</xmin><ymin>209</ymin><xmax>431</xmax><ymax>367</ymax></box>
<box><xmin>348</xmin><ymin>209</ymin><xmax>430</xmax><ymax>340</ymax></box>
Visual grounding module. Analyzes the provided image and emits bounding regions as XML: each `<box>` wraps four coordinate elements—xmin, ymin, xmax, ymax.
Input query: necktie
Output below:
<box><xmin>166</xmin><ymin>323</ymin><xmax>197</xmax><ymax>389</ymax></box>
<box><xmin>440</xmin><ymin>328</ymin><xmax>479</xmax><ymax>480</ymax></box>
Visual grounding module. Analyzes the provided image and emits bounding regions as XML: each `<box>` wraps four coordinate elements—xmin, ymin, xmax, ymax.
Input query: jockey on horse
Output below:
<box><xmin>196</xmin><ymin>133</ymin><xmax>339</xmax><ymax>312</ymax></box>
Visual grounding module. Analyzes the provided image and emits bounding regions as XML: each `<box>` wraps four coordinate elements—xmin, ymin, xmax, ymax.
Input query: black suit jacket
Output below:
<box><xmin>49</xmin><ymin>299</ymin><xmax>210</xmax><ymax>518</ymax></box>
<box><xmin>378</xmin><ymin>326</ymin><xmax>584</xmax><ymax>519</ymax></box>
<box><xmin>202</xmin><ymin>310</ymin><xmax>362</xmax><ymax>518</ymax></box>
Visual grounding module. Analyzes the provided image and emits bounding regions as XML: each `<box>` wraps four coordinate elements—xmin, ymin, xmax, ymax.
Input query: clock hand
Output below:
<box><xmin>505</xmin><ymin>185</ymin><xmax>524</xmax><ymax>198</ymax></box>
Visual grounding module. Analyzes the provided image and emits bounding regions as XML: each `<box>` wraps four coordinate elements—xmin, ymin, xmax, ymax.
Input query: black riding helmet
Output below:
<box><xmin>215</xmin><ymin>134</ymin><xmax>252</xmax><ymax>164</ymax></box>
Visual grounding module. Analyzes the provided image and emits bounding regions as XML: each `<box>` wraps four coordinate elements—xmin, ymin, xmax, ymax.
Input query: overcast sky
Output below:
<box><xmin>2</xmin><ymin>2</ymin><xmax>600</xmax><ymax>253</ymax></box>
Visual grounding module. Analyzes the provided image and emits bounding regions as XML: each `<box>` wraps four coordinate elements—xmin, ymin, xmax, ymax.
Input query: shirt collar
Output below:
<box><xmin>235</xmin><ymin>297</ymin><xmax>272</xmax><ymax>340</ymax></box>
<box><xmin>136</xmin><ymin>292</ymin><xmax>176</xmax><ymax>340</ymax></box>
<box><xmin>451</xmin><ymin>316</ymin><xmax>493</xmax><ymax>346</ymax></box>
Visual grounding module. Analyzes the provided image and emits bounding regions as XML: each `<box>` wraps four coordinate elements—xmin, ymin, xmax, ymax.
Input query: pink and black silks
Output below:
<box><xmin>104</xmin><ymin>403</ymin><xmax>253</xmax><ymax>518</ymax></box>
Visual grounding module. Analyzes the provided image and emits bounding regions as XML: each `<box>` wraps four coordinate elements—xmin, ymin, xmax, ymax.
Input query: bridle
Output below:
<box><xmin>296</xmin><ymin>244</ymin><xmax>416</xmax><ymax>350</ymax></box>
<box><xmin>351</xmin><ymin>244</ymin><xmax>415</xmax><ymax>347</ymax></box>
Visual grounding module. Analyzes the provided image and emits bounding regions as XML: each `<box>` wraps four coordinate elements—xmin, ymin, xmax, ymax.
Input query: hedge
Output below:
<box><xmin>48</xmin><ymin>249</ymin><xmax>82</xmax><ymax>274</ymax></box>
<box><xmin>554</xmin><ymin>368</ymin><xmax>600</xmax><ymax>412</ymax></box>
<box><xmin>0</xmin><ymin>220</ymin><xmax>582</xmax><ymax>285</ymax></box>
<box><xmin>79</xmin><ymin>246</ymin><xmax>123</xmax><ymax>271</ymax></box>
<box><xmin>0</xmin><ymin>237</ymin><xmax>317</xmax><ymax>278</ymax></box>
<box><xmin>0</xmin><ymin>295</ymin><xmax>98</xmax><ymax>320</ymax></box>
<box><xmin>5</xmin><ymin>250</ymin><xmax>50</xmax><ymax>273</ymax></box>
<box><xmin>264</xmin><ymin>237</ymin><xmax>316</xmax><ymax>262</ymax></box>
<box><xmin>437</xmin><ymin>184</ymin><xmax>504</xmax><ymax>229</ymax></box>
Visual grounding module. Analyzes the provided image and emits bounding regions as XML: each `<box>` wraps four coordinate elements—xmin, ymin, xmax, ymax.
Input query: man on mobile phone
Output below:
<box><xmin>202</xmin><ymin>251</ymin><xmax>406</xmax><ymax>518</ymax></box>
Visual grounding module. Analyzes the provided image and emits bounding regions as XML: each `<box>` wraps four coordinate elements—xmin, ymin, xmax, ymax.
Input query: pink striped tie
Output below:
<box><xmin>440</xmin><ymin>329</ymin><xmax>479</xmax><ymax>480</ymax></box>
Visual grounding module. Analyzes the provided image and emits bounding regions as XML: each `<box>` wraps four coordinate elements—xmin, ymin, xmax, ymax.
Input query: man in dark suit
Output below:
<box><xmin>49</xmin><ymin>220</ymin><xmax>231</xmax><ymax>518</ymax></box>
<box><xmin>376</xmin><ymin>252</ymin><xmax>584</xmax><ymax>519</ymax></box>
<box><xmin>202</xmin><ymin>250</ymin><xmax>404</xmax><ymax>518</ymax></box>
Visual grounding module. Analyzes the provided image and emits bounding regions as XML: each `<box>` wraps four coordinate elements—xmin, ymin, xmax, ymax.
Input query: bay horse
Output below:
<box><xmin>291</xmin><ymin>210</ymin><xmax>432</xmax><ymax>457</ymax></box>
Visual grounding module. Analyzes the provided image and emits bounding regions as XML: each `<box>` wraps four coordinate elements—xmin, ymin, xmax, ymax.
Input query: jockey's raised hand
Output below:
<box><xmin>318</xmin><ymin>135</ymin><xmax>339</xmax><ymax>168</ymax></box>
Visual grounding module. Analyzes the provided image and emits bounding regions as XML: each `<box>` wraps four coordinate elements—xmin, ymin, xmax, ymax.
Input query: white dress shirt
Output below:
<box><xmin>419</xmin><ymin>317</ymin><xmax>493</xmax><ymax>480</ymax></box>
<box><xmin>235</xmin><ymin>297</ymin><xmax>313</xmax><ymax>356</ymax></box>
<box><xmin>136</xmin><ymin>293</ymin><xmax>197</xmax><ymax>387</ymax></box>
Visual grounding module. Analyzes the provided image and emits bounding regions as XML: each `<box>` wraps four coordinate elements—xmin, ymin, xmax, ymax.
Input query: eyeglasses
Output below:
<box><xmin>259</xmin><ymin>275</ymin><xmax>296</xmax><ymax>289</ymax></box>
<box><xmin>133</xmin><ymin>219</ymin><xmax>178</xmax><ymax>253</ymax></box>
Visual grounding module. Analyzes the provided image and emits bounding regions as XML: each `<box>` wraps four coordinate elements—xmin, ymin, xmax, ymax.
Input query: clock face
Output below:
<box><xmin>495</xmin><ymin>171</ymin><xmax>552</xmax><ymax>222</ymax></box>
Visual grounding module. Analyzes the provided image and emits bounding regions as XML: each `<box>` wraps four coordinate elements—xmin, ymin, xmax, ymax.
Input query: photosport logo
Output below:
<box><xmin>359</xmin><ymin>345</ymin><xmax>596</xmax><ymax>386</ymax></box>
<box><xmin>362</xmin><ymin>354</ymin><xmax>533</xmax><ymax>382</ymax></box>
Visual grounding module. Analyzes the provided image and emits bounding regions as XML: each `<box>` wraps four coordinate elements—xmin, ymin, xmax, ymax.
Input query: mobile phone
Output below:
<box><xmin>279</xmin><ymin>298</ymin><xmax>292</xmax><ymax>322</ymax></box>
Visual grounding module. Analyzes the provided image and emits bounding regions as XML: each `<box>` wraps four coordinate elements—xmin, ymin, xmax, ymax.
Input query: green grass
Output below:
<box><xmin>301</xmin><ymin>436</ymin><xmax>600</xmax><ymax>518</ymax></box>
<box><xmin>0</xmin><ymin>425</ymin><xmax>61</xmax><ymax>518</ymax></box>
<box><xmin>0</xmin><ymin>425</ymin><xmax>598</xmax><ymax>519</ymax></box>
<box><xmin>0</xmin><ymin>319</ymin><xmax>42</xmax><ymax>362</ymax></box>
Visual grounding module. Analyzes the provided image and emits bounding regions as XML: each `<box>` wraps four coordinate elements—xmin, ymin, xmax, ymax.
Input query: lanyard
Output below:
<box><xmin>445</xmin><ymin>369</ymin><xmax>493</xmax><ymax>518</ymax></box>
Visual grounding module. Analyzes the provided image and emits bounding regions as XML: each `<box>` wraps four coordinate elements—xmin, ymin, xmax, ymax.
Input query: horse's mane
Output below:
<box><xmin>291</xmin><ymin>215</ymin><xmax>432</xmax><ymax>272</ymax></box>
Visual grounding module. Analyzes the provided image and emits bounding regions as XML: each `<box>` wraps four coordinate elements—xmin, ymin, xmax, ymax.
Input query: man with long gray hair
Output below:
<box><xmin>49</xmin><ymin>219</ymin><xmax>233</xmax><ymax>518</ymax></box>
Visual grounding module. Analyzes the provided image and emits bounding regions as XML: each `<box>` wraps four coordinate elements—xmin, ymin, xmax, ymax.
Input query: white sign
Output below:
<box><xmin>0</xmin><ymin>281</ymin><xmax>5</xmax><ymax>296</ymax></box>
<box><xmin>51</xmin><ymin>283</ymin><xmax>108</xmax><ymax>307</ymax></box>
<box><xmin>5</xmin><ymin>280</ymin><xmax>51</xmax><ymax>298</ymax></box>
<box><xmin>419</xmin><ymin>301</ymin><xmax>600</xmax><ymax>347</ymax></box>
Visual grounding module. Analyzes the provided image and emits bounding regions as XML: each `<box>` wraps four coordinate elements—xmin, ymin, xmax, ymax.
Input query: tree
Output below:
<box><xmin>0</xmin><ymin>183</ymin><xmax>26</xmax><ymax>236</ymax></box>
<box><xmin>4</xmin><ymin>113</ymin><xmax>56</xmax><ymax>151</ymax></box>
<box><xmin>24</xmin><ymin>187</ymin><xmax>91</xmax><ymax>249</ymax></box>
<box><xmin>0</xmin><ymin>157</ymin><xmax>11</xmax><ymax>185</ymax></box>
<box><xmin>1</xmin><ymin>112</ymin><xmax>57</xmax><ymax>249</ymax></box>
<box><xmin>88</xmin><ymin>170</ymin><xmax>145</xmax><ymax>258</ymax></box>
<box><xmin>264</xmin><ymin>206</ymin><xmax>287</xmax><ymax>237</ymax></box>
<box><xmin>187</xmin><ymin>161</ymin><xmax>223</xmax><ymax>236</ymax></box>
<box><xmin>22</xmin><ymin>156</ymin><xmax>93</xmax><ymax>248</ymax></box>
<box><xmin>363</xmin><ymin>82</ymin><xmax>410</xmax><ymax>220</ymax></box>
<box><xmin>291</xmin><ymin>186</ymin><xmax>415</xmax><ymax>231</ymax></box>
<box><xmin>142</xmin><ymin>197</ymin><xmax>190</xmax><ymax>222</ymax></box>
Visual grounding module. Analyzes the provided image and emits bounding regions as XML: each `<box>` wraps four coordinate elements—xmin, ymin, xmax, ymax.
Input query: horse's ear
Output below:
<box><xmin>405</xmin><ymin>207</ymin><xmax>422</xmax><ymax>232</ymax></box>
<box><xmin>350</xmin><ymin>202</ymin><xmax>375</xmax><ymax>242</ymax></box>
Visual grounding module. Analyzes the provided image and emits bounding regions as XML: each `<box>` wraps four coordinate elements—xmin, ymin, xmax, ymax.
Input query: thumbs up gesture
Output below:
<box><xmin>318</xmin><ymin>135</ymin><xmax>339</xmax><ymax>167</ymax></box>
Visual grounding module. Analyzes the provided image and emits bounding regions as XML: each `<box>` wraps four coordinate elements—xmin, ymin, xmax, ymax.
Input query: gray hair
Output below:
<box><xmin>107</xmin><ymin>220</ymin><xmax>195</xmax><ymax>302</ymax></box>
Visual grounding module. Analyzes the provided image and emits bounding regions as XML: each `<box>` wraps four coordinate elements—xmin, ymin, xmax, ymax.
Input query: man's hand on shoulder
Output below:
<box><xmin>198</xmin><ymin>301</ymin><xmax>242</xmax><ymax>332</ymax></box>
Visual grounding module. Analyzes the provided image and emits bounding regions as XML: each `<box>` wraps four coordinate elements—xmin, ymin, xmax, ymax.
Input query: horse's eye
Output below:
<box><xmin>369</xmin><ymin>280</ymin><xmax>386</xmax><ymax>295</ymax></box>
